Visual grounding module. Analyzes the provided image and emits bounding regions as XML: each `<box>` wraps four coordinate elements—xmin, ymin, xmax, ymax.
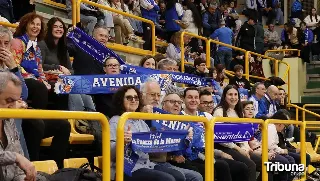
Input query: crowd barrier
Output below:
<box><xmin>115</xmin><ymin>112</ymin><xmax>214</xmax><ymax>181</ymax></box>
<box><xmin>180</xmin><ymin>31</ymin><xmax>211</xmax><ymax>73</ymax></box>
<box><xmin>115</xmin><ymin>114</ymin><xmax>308</xmax><ymax>181</ymax></box>
<box><xmin>0</xmin><ymin>109</ymin><xmax>110</xmax><ymax>181</ymax></box>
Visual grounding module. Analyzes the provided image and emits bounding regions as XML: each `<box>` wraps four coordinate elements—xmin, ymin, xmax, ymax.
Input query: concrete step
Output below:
<box><xmin>301</xmin><ymin>95</ymin><xmax>320</xmax><ymax>103</ymax></box>
<box><xmin>307</xmin><ymin>67</ymin><xmax>320</xmax><ymax>74</ymax></box>
<box><xmin>307</xmin><ymin>74</ymin><xmax>320</xmax><ymax>81</ymax></box>
<box><xmin>306</xmin><ymin>81</ymin><xmax>320</xmax><ymax>89</ymax></box>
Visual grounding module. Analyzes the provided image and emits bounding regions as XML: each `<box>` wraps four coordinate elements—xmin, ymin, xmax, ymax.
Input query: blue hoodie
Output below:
<box><xmin>291</xmin><ymin>0</ymin><xmax>302</xmax><ymax>13</ymax></box>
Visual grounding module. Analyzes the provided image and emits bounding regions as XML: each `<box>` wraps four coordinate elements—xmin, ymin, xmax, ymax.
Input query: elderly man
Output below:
<box><xmin>248</xmin><ymin>82</ymin><xmax>266</xmax><ymax>117</ymax></box>
<box><xmin>140</xmin><ymin>82</ymin><xmax>203</xmax><ymax>181</ymax></box>
<box><xmin>256</xmin><ymin>85</ymin><xmax>279</xmax><ymax>119</ymax></box>
<box><xmin>0</xmin><ymin>72</ymin><xmax>45</xmax><ymax>181</ymax></box>
<box><xmin>0</xmin><ymin>26</ymin><xmax>29</xmax><ymax>158</ymax></box>
<box><xmin>68</xmin><ymin>25</ymin><xmax>109</xmax><ymax>76</ymax></box>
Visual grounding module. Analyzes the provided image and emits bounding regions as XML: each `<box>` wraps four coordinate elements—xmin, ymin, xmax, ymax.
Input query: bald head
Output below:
<box><xmin>267</xmin><ymin>85</ymin><xmax>279</xmax><ymax>100</ymax></box>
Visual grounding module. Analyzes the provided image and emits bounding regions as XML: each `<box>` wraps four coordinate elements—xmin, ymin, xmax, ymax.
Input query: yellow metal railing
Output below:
<box><xmin>77</xmin><ymin>0</ymin><xmax>156</xmax><ymax>56</ymax></box>
<box><xmin>0</xmin><ymin>109</ymin><xmax>110</xmax><ymax>181</ymax></box>
<box><xmin>180</xmin><ymin>31</ymin><xmax>210</xmax><ymax>73</ymax></box>
<box><xmin>264</xmin><ymin>49</ymin><xmax>301</xmax><ymax>57</ymax></box>
<box><xmin>116</xmin><ymin>112</ymin><xmax>214</xmax><ymax>181</ymax></box>
<box><xmin>0</xmin><ymin>21</ymin><xmax>17</xmax><ymax>28</ymax></box>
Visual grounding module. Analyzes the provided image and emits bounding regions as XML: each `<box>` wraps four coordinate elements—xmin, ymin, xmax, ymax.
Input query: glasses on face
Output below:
<box><xmin>200</xmin><ymin>101</ymin><xmax>214</xmax><ymax>106</ymax></box>
<box><xmin>147</xmin><ymin>92</ymin><xmax>161</xmax><ymax>99</ymax></box>
<box><xmin>105</xmin><ymin>64</ymin><xmax>120</xmax><ymax>68</ymax></box>
<box><xmin>164</xmin><ymin>100</ymin><xmax>183</xmax><ymax>105</ymax></box>
<box><xmin>125</xmin><ymin>95</ymin><xmax>139</xmax><ymax>101</ymax></box>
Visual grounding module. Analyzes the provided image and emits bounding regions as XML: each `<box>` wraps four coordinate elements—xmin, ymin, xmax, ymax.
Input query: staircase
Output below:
<box><xmin>302</xmin><ymin>58</ymin><xmax>320</xmax><ymax>104</ymax></box>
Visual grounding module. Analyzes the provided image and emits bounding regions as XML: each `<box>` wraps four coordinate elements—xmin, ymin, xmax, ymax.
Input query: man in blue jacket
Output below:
<box><xmin>210</xmin><ymin>20</ymin><xmax>234</xmax><ymax>70</ymax></box>
<box><xmin>256</xmin><ymin>85</ymin><xmax>279</xmax><ymax>119</ymax></box>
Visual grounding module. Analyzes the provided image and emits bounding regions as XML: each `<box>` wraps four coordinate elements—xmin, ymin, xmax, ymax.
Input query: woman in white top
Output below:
<box><xmin>304</xmin><ymin>8</ymin><xmax>320</xmax><ymax>30</ymax></box>
<box><xmin>212</xmin><ymin>85</ymin><xmax>258</xmax><ymax>181</ymax></box>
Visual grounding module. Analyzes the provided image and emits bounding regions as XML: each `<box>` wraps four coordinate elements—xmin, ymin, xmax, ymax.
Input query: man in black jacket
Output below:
<box><xmin>236</xmin><ymin>16</ymin><xmax>256</xmax><ymax>52</ymax></box>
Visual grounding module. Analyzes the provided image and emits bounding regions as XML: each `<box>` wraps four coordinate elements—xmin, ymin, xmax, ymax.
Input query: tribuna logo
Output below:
<box><xmin>265</xmin><ymin>162</ymin><xmax>305</xmax><ymax>178</ymax></box>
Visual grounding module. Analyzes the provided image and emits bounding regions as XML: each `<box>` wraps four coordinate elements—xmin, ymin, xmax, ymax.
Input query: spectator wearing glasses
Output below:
<box><xmin>68</xmin><ymin>25</ymin><xmax>108</xmax><ymax>75</ymax></box>
<box><xmin>110</xmin><ymin>85</ymin><xmax>193</xmax><ymax>181</ymax></box>
<box><xmin>198</xmin><ymin>89</ymin><xmax>215</xmax><ymax>114</ymax></box>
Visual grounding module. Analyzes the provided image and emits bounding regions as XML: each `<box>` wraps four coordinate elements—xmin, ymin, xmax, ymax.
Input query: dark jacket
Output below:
<box><xmin>202</xmin><ymin>9</ymin><xmax>221</xmax><ymax>37</ymax></box>
<box><xmin>12</xmin><ymin>0</ymin><xmax>35</xmax><ymax>21</ymax></box>
<box><xmin>277</xmin><ymin>131</ymin><xmax>296</xmax><ymax>153</ymax></box>
<box><xmin>0</xmin><ymin>0</ymin><xmax>15</xmax><ymax>22</ymax></box>
<box><xmin>228</xmin><ymin>76</ymin><xmax>251</xmax><ymax>90</ymax></box>
<box><xmin>67</xmin><ymin>42</ymin><xmax>105</xmax><ymax>75</ymax></box>
<box><xmin>236</xmin><ymin>21</ymin><xmax>256</xmax><ymax>52</ymax></box>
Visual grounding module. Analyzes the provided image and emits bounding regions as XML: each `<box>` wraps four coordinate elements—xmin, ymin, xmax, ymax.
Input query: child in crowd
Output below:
<box><xmin>229</xmin><ymin>64</ymin><xmax>251</xmax><ymax>90</ymax></box>
<box><xmin>209</xmin><ymin>67</ymin><xmax>222</xmax><ymax>103</ymax></box>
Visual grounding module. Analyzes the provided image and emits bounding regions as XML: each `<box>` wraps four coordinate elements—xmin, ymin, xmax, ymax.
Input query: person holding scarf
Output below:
<box><xmin>180</xmin><ymin>87</ymin><xmax>250</xmax><ymax>181</ymax></box>
<box><xmin>11</xmin><ymin>13</ymin><xmax>71</xmax><ymax>169</ymax></box>
<box><xmin>109</xmin><ymin>85</ymin><xmax>193</xmax><ymax>181</ymax></box>
<box><xmin>140</xmin><ymin>80</ymin><xmax>204</xmax><ymax>181</ymax></box>
<box><xmin>213</xmin><ymin>85</ymin><xmax>257</xmax><ymax>181</ymax></box>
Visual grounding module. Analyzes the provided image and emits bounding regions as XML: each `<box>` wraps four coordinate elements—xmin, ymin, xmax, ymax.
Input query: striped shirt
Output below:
<box><xmin>0</xmin><ymin>119</ymin><xmax>25</xmax><ymax>181</ymax></box>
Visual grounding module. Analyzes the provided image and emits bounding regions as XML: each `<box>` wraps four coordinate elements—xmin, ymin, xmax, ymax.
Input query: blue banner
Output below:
<box><xmin>152</xmin><ymin>108</ymin><xmax>258</xmax><ymax>143</ymax></box>
<box><xmin>121</xmin><ymin>64</ymin><xmax>208</xmax><ymax>87</ymax></box>
<box><xmin>67</xmin><ymin>27</ymin><xmax>125</xmax><ymax>65</ymax></box>
<box><xmin>131</xmin><ymin>130</ymin><xmax>188</xmax><ymax>153</ymax></box>
<box><xmin>54</xmin><ymin>73</ymin><xmax>208</xmax><ymax>94</ymax></box>
<box><xmin>124</xmin><ymin>147</ymin><xmax>139</xmax><ymax>177</ymax></box>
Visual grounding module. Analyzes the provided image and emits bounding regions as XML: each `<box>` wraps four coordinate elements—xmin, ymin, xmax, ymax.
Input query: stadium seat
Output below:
<box><xmin>298</xmin><ymin>142</ymin><xmax>320</xmax><ymax>162</ymax></box>
<box><xmin>40</xmin><ymin>119</ymin><xmax>94</xmax><ymax>146</ymax></box>
<box><xmin>94</xmin><ymin>156</ymin><xmax>102</xmax><ymax>169</ymax></box>
<box><xmin>32</xmin><ymin>160</ymin><xmax>58</xmax><ymax>174</ymax></box>
<box><xmin>63</xmin><ymin>158</ymin><xmax>90</xmax><ymax>169</ymax></box>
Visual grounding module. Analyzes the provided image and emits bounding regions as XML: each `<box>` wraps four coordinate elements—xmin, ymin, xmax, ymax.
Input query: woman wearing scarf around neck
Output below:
<box><xmin>10</xmin><ymin>13</ymin><xmax>71</xmax><ymax>169</ymax></box>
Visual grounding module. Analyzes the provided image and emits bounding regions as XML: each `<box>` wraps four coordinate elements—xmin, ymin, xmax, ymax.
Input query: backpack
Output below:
<box><xmin>49</xmin><ymin>163</ymin><xmax>102</xmax><ymax>181</ymax></box>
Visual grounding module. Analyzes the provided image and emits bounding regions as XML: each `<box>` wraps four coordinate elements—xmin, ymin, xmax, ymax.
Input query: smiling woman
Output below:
<box><xmin>10</xmin><ymin>13</ymin><xmax>71</xmax><ymax>169</ymax></box>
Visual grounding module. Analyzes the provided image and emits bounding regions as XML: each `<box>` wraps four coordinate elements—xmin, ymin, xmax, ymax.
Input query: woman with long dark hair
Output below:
<box><xmin>38</xmin><ymin>17</ymin><xmax>71</xmax><ymax>111</ymax></box>
<box><xmin>11</xmin><ymin>13</ymin><xmax>70</xmax><ymax>169</ymax></box>
<box><xmin>212</xmin><ymin>85</ymin><xmax>259</xmax><ymax>181</ymax></box>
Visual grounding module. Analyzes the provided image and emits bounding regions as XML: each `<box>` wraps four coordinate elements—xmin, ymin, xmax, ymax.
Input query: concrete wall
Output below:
<box><xmin>262</xmin><ymin>57</ymin><xmax>306</xmax><ymax>103</ymax></box>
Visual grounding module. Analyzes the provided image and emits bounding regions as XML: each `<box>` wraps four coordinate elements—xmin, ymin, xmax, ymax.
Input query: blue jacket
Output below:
<box><xmin>141</xmin><ymin>0</ymin><xmax>160</xmax><ymax>23</ymax></box>
<box><xmin>210</xmin><ymin>26</ymin><xmax>234</xmax><ymax>51</ymax></box>
<box><xmin>291</xmin><ymin>0</ymin><xmax>302</xmax><ymax>12</ymax></box>
<box><xmin>256</xmin><ymin>94</ymin><xmax>277</xmax><ymax>119</ymax></box>
<box><xmin>303</xmin><ymin>28</ymin><xmax>314</xmax><ymax>44</ymax></box>
<box><xmin>164</xmin><ymin>4</ymin><xmax>181</xmax><ymax>32</ymax></box>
